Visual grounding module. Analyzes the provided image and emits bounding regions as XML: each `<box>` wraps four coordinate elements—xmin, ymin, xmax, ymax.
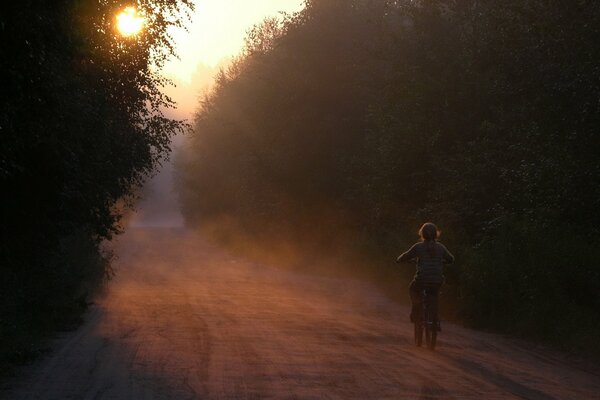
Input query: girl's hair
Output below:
<box><xmin>419</xmin><ymin>222</ymin><xmax>439</xmax><ymax>241</ymax></box>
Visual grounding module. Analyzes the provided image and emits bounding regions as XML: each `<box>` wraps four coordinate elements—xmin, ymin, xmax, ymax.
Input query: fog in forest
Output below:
<box><xmin>169</xmin><ymin>0</ymin><xmax>600</xmax><ymax>357</ymax></box>
<box><xmin>3</xmin><ymin>0</ymin><xmax>600</xmax><ymax>373</ymax></box>
<box><xmin>127</xmin><ymin>62</ymin><xmax>217</xmax><ymax>229</ymax></box>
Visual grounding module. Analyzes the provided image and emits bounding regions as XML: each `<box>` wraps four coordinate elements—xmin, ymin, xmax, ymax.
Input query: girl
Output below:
<box><xmin>397</xmin><ymin>223</ymin><xmax>454</xmax><ymax>324</ymax></box>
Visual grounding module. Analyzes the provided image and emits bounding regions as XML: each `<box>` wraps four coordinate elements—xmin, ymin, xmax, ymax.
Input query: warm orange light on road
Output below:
<box><xmin>116</xmin><ymin>7</ymin><xmax>144</xmax><ymax>36</ymax></box>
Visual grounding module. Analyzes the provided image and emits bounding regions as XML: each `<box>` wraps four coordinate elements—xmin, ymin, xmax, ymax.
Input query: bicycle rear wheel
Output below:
<box><xmin>425</xmin><ymin>323</ymin><xmax>437</xmax><ymax>350</ymax></box>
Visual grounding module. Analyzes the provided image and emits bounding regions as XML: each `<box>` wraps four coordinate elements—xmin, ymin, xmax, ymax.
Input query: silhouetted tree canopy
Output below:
<box><xmin>0</xmin><ymin>0</ymin><xmax>191</xmax><ymax>363</ymax></box>
<box><xmin>177</xmin><ymin>0</ymin><xmax>600</xmax><ymax>351</ymax></box>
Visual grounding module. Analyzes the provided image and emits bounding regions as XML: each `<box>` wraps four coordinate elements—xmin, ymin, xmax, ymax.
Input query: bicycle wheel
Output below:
<box><xmin>414</xmin><ymin>322</ymin><xmax>423</xmax><ymax>347</ymax></box>
<box><xmin>425</xmin><ymin>322</ymin><xmax>437</xmax><ymax>350</ymax></box>
<box><xmin>424</xmin><ymin>303</ymin><xmax>437</xmax><ymax>350</ymax></box>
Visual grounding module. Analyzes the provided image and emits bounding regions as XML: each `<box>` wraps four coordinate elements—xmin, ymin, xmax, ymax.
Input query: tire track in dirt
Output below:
<box><xmin>3</xmin><ymin>228</ymin><xmax>600</xmax><ymax>399</ymax></box>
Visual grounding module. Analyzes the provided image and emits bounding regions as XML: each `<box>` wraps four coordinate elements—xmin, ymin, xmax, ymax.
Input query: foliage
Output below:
<box><xmin>0</xmin><ymin>0</ymin><xmax>191</xmax><ymax>367</ymax></box>
<box><xmin>177</xmin><ymin>0</ymin><xmax>600</xmax><ymax>353</ymax></box>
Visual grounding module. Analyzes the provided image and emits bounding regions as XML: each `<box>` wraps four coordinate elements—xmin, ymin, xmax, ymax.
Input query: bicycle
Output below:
<box><xmin>413</xmin><ymin>286</ymin><xmax>440</xmax><ymax>350</ymax></box>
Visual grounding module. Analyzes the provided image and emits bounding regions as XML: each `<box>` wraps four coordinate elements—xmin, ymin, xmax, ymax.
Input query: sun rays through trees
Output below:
<box><xmin>0</xmin><ymin>0</ymin><xmax>192</xmax><ymax>367</ymax></box>
<box><xmin>177</xmin><ymin>0</ymin><xmax>600</xmax><ymax>354</ymax></box>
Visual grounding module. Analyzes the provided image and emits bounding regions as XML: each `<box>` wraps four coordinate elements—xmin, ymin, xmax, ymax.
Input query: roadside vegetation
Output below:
<box><xmin>0</xmin><ymin>0</ymin><xmax>191</xmax><ymax>371</ymax></box>
<box><xmin>177</xmin><ymin>0</ymin><xmax>600</xmax><ymax>355</ymax></box>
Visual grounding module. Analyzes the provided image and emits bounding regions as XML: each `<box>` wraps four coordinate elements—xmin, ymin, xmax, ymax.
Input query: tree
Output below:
<box><xmin>0</xmin><ymin>0</ymin><xmax>192</xmax><ymax>364</ymax></box>
<box><xmin>176</xmin><ymin>0</ymin><xmax>600</xmax><ymax>352</ymax></box>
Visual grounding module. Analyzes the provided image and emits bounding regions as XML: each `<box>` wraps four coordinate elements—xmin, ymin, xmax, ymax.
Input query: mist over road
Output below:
<box><xmin>6</xmin><ymin>228</ymin><xmax>600</xmax><ymax>399</ymax></box>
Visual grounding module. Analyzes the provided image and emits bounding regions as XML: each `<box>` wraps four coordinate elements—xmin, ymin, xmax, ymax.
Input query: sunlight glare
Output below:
<box><xmin>116</xmin><ymin>7</ymin><xmax>144</xmax><ymax>37</ymax></box>
<box><xmin>162</xmin><ymin>0</ymin><xmax>305</xmax><ymax>83</ymax></box>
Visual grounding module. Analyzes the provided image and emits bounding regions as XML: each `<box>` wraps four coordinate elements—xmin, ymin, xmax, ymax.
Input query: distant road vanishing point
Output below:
<box><xmin>5</xmin><ymin>228</ymin><xmax>600</xmax><ymax>400</ymax></box>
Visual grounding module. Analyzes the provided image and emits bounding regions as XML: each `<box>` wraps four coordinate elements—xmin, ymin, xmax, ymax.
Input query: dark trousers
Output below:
<box><xmin>409</xmin><ymin>280</ymin><xmax>441</xmax><ymax>321</ymax></box>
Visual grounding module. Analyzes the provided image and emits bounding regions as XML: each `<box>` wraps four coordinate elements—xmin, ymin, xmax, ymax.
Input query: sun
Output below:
<box><xmin>116</xmin><ymin>7</ymin><xmax>145</xmax><ymax>37</ymax></box>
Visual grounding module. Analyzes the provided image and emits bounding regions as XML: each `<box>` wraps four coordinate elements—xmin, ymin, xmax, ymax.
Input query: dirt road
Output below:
<box><xmin>5</xmin><ymin>228</ymin><xmax>600</xmax><ymax>399</ymax></box>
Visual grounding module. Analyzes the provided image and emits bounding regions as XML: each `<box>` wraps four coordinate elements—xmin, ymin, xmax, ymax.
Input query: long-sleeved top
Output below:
<box><xmin>397</xmin><ymin>240</ymin><xmax>454</xmax><ymax>285</ymax></box>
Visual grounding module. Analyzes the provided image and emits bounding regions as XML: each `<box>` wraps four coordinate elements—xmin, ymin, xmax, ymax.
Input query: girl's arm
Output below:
<box><xmin>396</xmin><ymin>244</ymin><xmax>418</xmax><ymax>263</ymax></box>
<box><xmin>441</xmin><ymin>244</ymin><xmax>455</xmax><ymax>264</ymax></box>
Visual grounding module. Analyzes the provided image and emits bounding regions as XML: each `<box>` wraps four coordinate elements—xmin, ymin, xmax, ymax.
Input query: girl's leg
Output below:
<box><xmin>409</xmin><ymin>280</ymin><xmax>421</xmax><ymax>322</ymax></box>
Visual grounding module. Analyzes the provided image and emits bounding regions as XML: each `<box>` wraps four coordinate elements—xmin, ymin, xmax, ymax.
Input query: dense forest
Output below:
<box><xmin>177</xmin><ymin>0</ymin><xmax>600</xmax><ymax>353</ymax></box>
<box><xmin>0</xmin><ymin>0</ymin><xmax>191</xmax><ymax>367</ymax></box>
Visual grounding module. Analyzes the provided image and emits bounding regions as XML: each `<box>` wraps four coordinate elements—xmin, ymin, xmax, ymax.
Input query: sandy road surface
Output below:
<box><xmin>4</xmin><ymin>228</ymin><xmax>600</xmax><ymax>399</ymax></box>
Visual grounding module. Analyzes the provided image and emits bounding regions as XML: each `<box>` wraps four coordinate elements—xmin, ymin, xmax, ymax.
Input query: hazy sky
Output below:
<box><xmin>159</xmin><ymin>0</ymin><xmax>304</xmax><ymax>119</ymax></box>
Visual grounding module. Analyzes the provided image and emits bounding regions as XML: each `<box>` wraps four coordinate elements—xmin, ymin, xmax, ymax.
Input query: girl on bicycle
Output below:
<box><xmin>396</xmin><ymin>222</ymin><xmax>454</xmax><ymax>323</ymax></box>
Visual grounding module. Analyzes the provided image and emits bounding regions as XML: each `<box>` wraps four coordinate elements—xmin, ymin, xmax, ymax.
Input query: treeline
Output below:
<box><xmin>177</xmin><ymin>0</ymin><xmax>600</xmax><ymax>352</ymax></box>
<box><xmin>0</xmin><ymin>0</ymin><xmax>190</xmax><ymax>367</ymax></box>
